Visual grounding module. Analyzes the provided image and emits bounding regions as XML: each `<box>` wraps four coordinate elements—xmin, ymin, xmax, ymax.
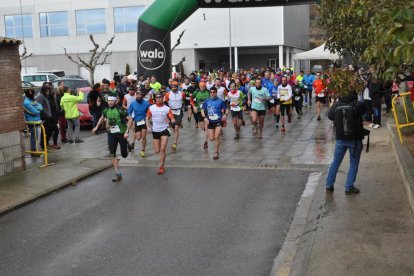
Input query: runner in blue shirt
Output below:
<box><xmin>127</xmin><ymin>91</ymin><xmax>151</xmax><ymax>157</ymax></box>
<box><xmin>201</xmin><ymin>87</ymin><xmax>228</xmax><ymax>160</ymax></box>
<box><xmin>248</xmin><ymin>79</ymin><xmax>271</xmax><ymax>138</ymax></box>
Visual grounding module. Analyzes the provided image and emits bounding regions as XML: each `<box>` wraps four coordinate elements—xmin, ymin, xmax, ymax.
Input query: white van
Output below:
<box><xmin>21</xmin><ymin>73</ymin><xmax>60</xmax><ymax>86</ymax></box>
<box><xmin>36</xmin><ymin>70</ymin><xmax>65</xmax><ymax>78</ymax></box>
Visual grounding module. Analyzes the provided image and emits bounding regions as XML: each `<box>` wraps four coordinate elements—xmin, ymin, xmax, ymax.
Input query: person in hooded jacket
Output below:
<box><xmin>326</xmin><ymin>91</ymin><xmax>367</xmax><ymax>195</ymax></box>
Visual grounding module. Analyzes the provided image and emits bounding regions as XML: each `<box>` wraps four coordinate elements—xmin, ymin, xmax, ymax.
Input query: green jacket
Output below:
<box><xmin>60</xmin><ymin>92</ymin><xmax>84</xmax><ymax>119</ymax></box>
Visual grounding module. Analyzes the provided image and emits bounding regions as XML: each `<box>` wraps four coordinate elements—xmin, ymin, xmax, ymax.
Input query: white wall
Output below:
<box><xmin>171</xmin><ymin>7</ymin><xmax>285</xmax><ymax>50</ymax></box>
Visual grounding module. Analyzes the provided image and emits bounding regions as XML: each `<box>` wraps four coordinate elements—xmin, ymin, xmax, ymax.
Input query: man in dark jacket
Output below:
<box><xmin>325</xmin><ymin>91</ymin><xmax>367</xmax><ymax>195</ymax></box>
<box><xmin>37</xmin><ymin>82</ymin><xmax>52</xmax><ymax>150</ymax></box>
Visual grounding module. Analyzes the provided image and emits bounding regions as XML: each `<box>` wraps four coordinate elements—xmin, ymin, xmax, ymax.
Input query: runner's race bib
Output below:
<box><xmin>209</xmin><ymin>114</ymin><xmax>219</xmax><ymax>120</ymax></box>
<box><xmin>318</xmin><ymin>93</ymin><xmax>325</xmax><ymax>97</ymax></box>
<box><xmin>231</xmin><ymin>106</ymin><xmax>241</xmax><ymax>111</ymax></box>
<box><xmin>295</xmin><ymin>96</ymin><xmax>301</xmax><ymax>101</ymax></box>
<box><xmin>199</xmin><ymin>103</ymin><xmax>203</xmax><ymax>109</ymax></box>
<box><xmin>110</xmin><ymin>125</ymin><xmax>121</xmax><ymax>133</ymax></box>
<box><xmin>136</xmin><ymin>120</ymin><xmax>145</xmax><ymax>126</ymax></box>
<box><xmin>254</xmin><ymin>97</ymin><xmax>261</xmax><ymax>103</ymax></box>
<box><xmin>186</xmin><ymin>97</ymin><xmax>191</xmax><ymax>100</ymax></box>
<box><xmin>172</xmin><ymin>109</ymin><xmax>181</xmax><ymax>116</ymax></box>
<box><xmin>269</xmin><ymin>99</ymin><xmax>275</xmax><ymax>104</ymax></box>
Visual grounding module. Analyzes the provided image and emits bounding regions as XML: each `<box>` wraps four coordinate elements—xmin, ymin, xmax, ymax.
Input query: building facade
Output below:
<box><xmin>0</xmin><ymin>37</ymin><xmax>26</xmax><ymax>176</ymax></box>
<box><xmin>0</xmin><ymin>0</ymin><xmax>309</xmax><ymax>82</ymax></box>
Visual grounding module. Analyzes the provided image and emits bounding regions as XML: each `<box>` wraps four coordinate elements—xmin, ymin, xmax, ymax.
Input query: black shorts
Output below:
<box><xmin>280</xmin><ymin>104</ymin><xmax>291</xmax><ymax>116</ymax></box>
<box><xmin>251</xmin><ymin>109</ymin><xmax>266</xmax><ymax>116</ymax></box>
<box><xmin>152</xmin><ymin>128</ymin><xmax>170</xmax><ymax>139</ymax></box>
<box><xmin>231</xmin><ymin>110</ymin><xmax>243</xmax><ymax>119</ymax></box>
<box><xmin>134</xmin><ymin>123</ymin><xmax>147</xmax><ymax>132</ymax></box>
<box><xmin>316</xmin><ymin>96</ymin><xmax>326</xmax><ymax>104</ymax></box>
<box><xmin>197</xmin><ymin>112</ymin><xmax>205</xmax><ymax>122</ymax></box>
<box><xmin>268</xmin><ymin>99</ymin><xmax>280</xmax><ymax>108</ymax></box>
<box><xmin>172</xmin><ymin>112</ymin><xmax>183</xmax><ymax>125</ymax></box>
<box><xmin>108</xmin><ymin>132</ymin><xmax>128</xmax><ymax>158</ymax></box>
<box><xmin>208</xmin><ymin>121</ymin><xmax>222</xmax><ymax>129</ymax></box>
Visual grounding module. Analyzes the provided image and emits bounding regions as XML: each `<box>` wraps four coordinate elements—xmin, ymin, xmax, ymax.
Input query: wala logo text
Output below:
<box><xmin>139</xmin><ymin>39</ymin><xmax>166</xmax><ymax>70</ymax></box>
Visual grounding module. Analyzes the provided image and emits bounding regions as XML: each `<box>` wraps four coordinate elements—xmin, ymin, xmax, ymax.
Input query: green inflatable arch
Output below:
<box><xmin>137</xmin><ymin>0</ymin><xmax>314</xmax><ymax>84</ymax></box>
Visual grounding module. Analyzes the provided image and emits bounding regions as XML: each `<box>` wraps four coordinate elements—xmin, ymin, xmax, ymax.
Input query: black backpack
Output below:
<box><xmin>334</xmin><ymin>102</ymin><xmax>370</xmax><ymax>152</ymax></box>
<box><xmin>334</xmin><ymin>102</ymin><xmax>359</xmax><ymax>140</ymax></box>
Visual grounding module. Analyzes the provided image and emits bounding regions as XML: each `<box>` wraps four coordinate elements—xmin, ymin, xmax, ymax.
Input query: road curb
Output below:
<box><xmin>0</xmin><ymin>162</ymin><xmax>112</xmax><ymax>216</ymax></box>
<box><xmin>270</xmin><ymin>172</ymin><xmax>325</xmax><ymax>276</ymax></box>
<box><xmin>387</xmin><ymin>122</ymin><xmax>414</xmax><ymax>214</ymax></box>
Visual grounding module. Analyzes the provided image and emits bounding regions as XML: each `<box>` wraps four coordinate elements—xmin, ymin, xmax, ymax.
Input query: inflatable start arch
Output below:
<box><xmin>137</xmin><ymin>0</ymin><xmax>314</xmax><ymax>84</ymax></box>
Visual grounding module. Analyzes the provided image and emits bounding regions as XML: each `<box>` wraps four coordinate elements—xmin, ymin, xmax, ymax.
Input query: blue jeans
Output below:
<box><xmin>326</xmin><ymin>139</ymin><xmax>363</xmax><ymax>190</ymax></box>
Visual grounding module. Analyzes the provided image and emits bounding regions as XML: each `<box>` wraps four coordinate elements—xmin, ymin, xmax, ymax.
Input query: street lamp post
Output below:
<box><xmin>228</xmin><ymin>8</ymin><xmax>232</xmax><ymax>71</ymax></box>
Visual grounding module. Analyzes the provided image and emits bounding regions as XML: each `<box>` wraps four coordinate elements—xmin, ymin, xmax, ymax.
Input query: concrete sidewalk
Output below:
<box><xmin>0</xmin><ymin>134</ymin><xmax>112</xmax><ymax>214</ymax></box>
<box><xmin>274</xmin><ymin>122</ymin><xmax>414</xmax><ymax>276</ymax></box>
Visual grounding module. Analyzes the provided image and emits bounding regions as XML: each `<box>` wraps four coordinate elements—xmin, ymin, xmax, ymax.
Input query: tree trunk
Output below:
<box><xmin>89</xmin><ymin>69</ymin><xmax>95</xmax><ymax>84</ymax></box>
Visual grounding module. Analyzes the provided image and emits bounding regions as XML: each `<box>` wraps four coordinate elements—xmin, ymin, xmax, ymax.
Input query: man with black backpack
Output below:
<box><xmin>326</xmin><ymin>91</ymin><xmax>369</xmax><ymax>195</ymax></box>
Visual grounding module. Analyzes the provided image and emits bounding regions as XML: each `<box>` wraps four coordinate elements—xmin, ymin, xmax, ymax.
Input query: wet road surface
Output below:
<box><xmin>0</xmin><ymin>167</ymin><xmax>309</xmax><ymax>276</ymax></box>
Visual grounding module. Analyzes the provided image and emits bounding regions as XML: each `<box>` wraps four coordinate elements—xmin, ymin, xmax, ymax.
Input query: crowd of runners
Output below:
<box><xmin>24</xmin><ymin>66</ymin><xmax>408</xmax><ymax>181</ymax></box>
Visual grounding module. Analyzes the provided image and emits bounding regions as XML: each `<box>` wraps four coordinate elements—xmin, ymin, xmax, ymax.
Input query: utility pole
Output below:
<box><xmin>228</xmin><ymin>8</ymin><xmax>232</xmax><ymax>71</ymax></box>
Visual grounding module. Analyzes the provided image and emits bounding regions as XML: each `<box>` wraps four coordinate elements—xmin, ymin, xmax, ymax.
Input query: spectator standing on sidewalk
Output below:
<box><xmin>47</xmin><ymin>85</ymin><xmax>61</xmax><ymax>149</ymax></box>
<box><xmin>368</xmin><ymin>75</ymin><xmax>383</xmax><ymax>128</ymax></box>
<box><xmin>88</xmin><ymin>83</ymin><xmax>103</xmax><ymax>128</ymax></box>
<box><xmin>36</xmin><ymin>82</ymin><xmax>52</xmax><ymax>150</ymax></box>
<box><xmin>23</xmin><ymin>89</ymin><xmax>43</xmax><ymax>155</ymax></box>
<box><xmin>326</xmin><ymin>91</ymin><xmax>367</xmax><ymax>195</ymax></box>
<box><xmin>60</xmin><ymin>87</ymin><xmax>84</xmax><ymax>143</ymax></box>
<box><xmin>56</xmin><ymin>81</ymin><xmax>68</xmax><ymax>143</ymax></box>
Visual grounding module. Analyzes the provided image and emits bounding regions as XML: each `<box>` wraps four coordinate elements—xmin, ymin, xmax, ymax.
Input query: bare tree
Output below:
<box><xmin>171</xmin><ymin>30</ymin><xmax>185</xmax><ymax>52</ymax></box>
<box><xmin>20</xmin><ymin>45</ymin><xmax>32</xmax><ymax>61</ymax></box>
<box><xmin>63</xmin><ymin>34</ymin><xmax>115</xmax><ymax>84</ymax></box>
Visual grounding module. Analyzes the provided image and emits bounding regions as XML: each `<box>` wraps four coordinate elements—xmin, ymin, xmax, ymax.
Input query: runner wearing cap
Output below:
<box><xmin>147</xmin><ymin>92</ymin><xmax>176</xmax><ymax>174</ymax></box>
<box><xmin>127</xmin><ymin>90</ymin><xmax>151</xmax><ymax>157</ymax></box>
<box><xmin>164</xmin><ymin>81</ymin><xmax>185</xmax><ymax>151</ymax></box>
<box><xmin>92</xmin><ymin>96</ymin><xmax>130</xmax><ymax>182</ymax></box>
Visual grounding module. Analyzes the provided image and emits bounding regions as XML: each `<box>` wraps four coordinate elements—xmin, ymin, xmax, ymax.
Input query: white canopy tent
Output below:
<box><xmin>293</xmin><ymin>43</ymin><xmax>341</xmax><ymax>60</ymax></box>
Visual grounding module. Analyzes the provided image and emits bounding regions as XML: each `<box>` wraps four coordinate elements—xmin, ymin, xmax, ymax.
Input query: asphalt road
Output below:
<box><xmin>0</xmin><ymin>167</ymin><xmax>308</xmax><ymax>276</ymax></box>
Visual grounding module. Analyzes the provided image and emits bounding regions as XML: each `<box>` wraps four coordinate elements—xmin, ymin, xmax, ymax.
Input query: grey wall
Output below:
<box><xmin>283</xmin><ymin>5</ymin><xmax>310</xmax><ymax>50</ymax></box>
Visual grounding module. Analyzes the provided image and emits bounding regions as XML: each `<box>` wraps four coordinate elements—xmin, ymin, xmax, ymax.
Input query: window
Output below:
<box><xmin>114</xmin><ymin>6</ymin><xmax>145</xmax><ymax>33</ymax></box>
<box><xmin>4</xmin><ymin>14</ymin><xmax>33</xmax><ymax>38</ymax></box>
<box><xmin>40</xmin><ymin>12</ymin><xmax>69</xmax><ymax>37</ymax></box>
<box><xmin>76</xmin><ymin>9</ymin><xmax>106</xmax><ymax>35</ymax></box>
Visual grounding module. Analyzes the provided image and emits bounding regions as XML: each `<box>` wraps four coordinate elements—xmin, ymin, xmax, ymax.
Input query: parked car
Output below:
<box><xmin>51</xmin><ymin>78</ymin><xmax>90</xmax><ymax>93</ymax></box>
<box><xmin>22</xmin><ymin>73</ymin><xmax>59</xmax><ymax>86</ymax></box>
<box><xmin>36</xmin><ymin>70</ymin><xmax>65</xmax><ymax>78</ymax></box>
<box><xmin>65</xmin><ymin>75</ymin><xmax>85</xmax><ymax>80</ymax></box>
<box><xmin>77</xmin><ymin>87</ymin><xmax>93</xmax><ymax>127</ymax></box>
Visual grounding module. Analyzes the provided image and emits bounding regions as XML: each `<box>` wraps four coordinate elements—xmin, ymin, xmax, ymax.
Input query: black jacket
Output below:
<box><xmin>328</xmin><ymin>93</ymin><xmax>367</xmax><ymax>140</ymax></box>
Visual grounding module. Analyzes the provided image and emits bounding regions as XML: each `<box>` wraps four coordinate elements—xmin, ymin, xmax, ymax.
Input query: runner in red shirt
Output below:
<box><xmin>312</xmin><ymin>72</ymin><xmax>326</xmax><ymax>120</ymax></box>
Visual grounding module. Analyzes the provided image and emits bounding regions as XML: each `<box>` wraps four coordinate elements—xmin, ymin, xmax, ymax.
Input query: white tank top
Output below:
<box><xmin>149</xmin><ymin>105</ymin><xmax>170</xmax><ymax>132</ymax></box>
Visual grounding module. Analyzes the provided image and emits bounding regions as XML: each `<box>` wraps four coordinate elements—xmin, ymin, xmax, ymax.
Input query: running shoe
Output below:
<box><xmin>213</xmin><ymin>153</ymin><xmax>219</xmax><ymax>160</ymax></box>
<box><xmin>373</xmin><ymin>124</ymin><xmax>381</xmax><ymax>129</ymax></box>
<box><xmin>140</xmin><ymin>150</ymin><xmax>146</xmax><ymax>157</ymax></box>
<box><xmin>252</xmin><ymin>125</ymin><xmax>258</xmax><ymax>135</ymax></box>
<box><xmin>52</xmin><ymin>144</ymin><xmax>61</xmax><ymax>149</ymax></box>
<box><xmin>203</xmin><ymin>141</ymin><xmax>208</xmax><ymax>149</ymax></box>
<box><xmin>157</xmin><ymin>166</ymin><xmax>165</xmax><ymax>175</ymax></box>
<box><xmin>275</xmin><ymin>123</ymin><xmax>279</xmax><ymax>129</ymax></box>
<box><xmin>172</xmin><ymin>143</ymin><xmax>177</xmax><ymax>151</ymax></box>
<box><xmin>281</xmin><ymin>127</ymin><xmax>286</xmax><ymax>133</ymax></box>
<box><xmin>187</xmin><ymin>117</ymin><xmax>191</xmax><ymax>122</ymax></box>
<box><xmin>317</xmin><ymin>115</ymin><xmax>321</xmax><ymax>121</ymax></box>
<box><xmin>75</xmin><ymin>139</ymin><xmax>84</xmax><ymax>143</ymax></box>
<box><xmin>288</xmin><ymin>115</ymin><xmax>292</xmax><ymax>123</ymax></box>
<box><xmin>234</xmin><ymin>134</ymin><xmax>240</xmax><ymax>140</ymax></box>
<box><xmin>297</xmin><ymin>115</ymin><xmax>302</xmax><ymax>119</ymax></box>
<box><xmin>112</xmin><ymin>174</ymin><xmax>122</xmax><ymax>182</ymax></box>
